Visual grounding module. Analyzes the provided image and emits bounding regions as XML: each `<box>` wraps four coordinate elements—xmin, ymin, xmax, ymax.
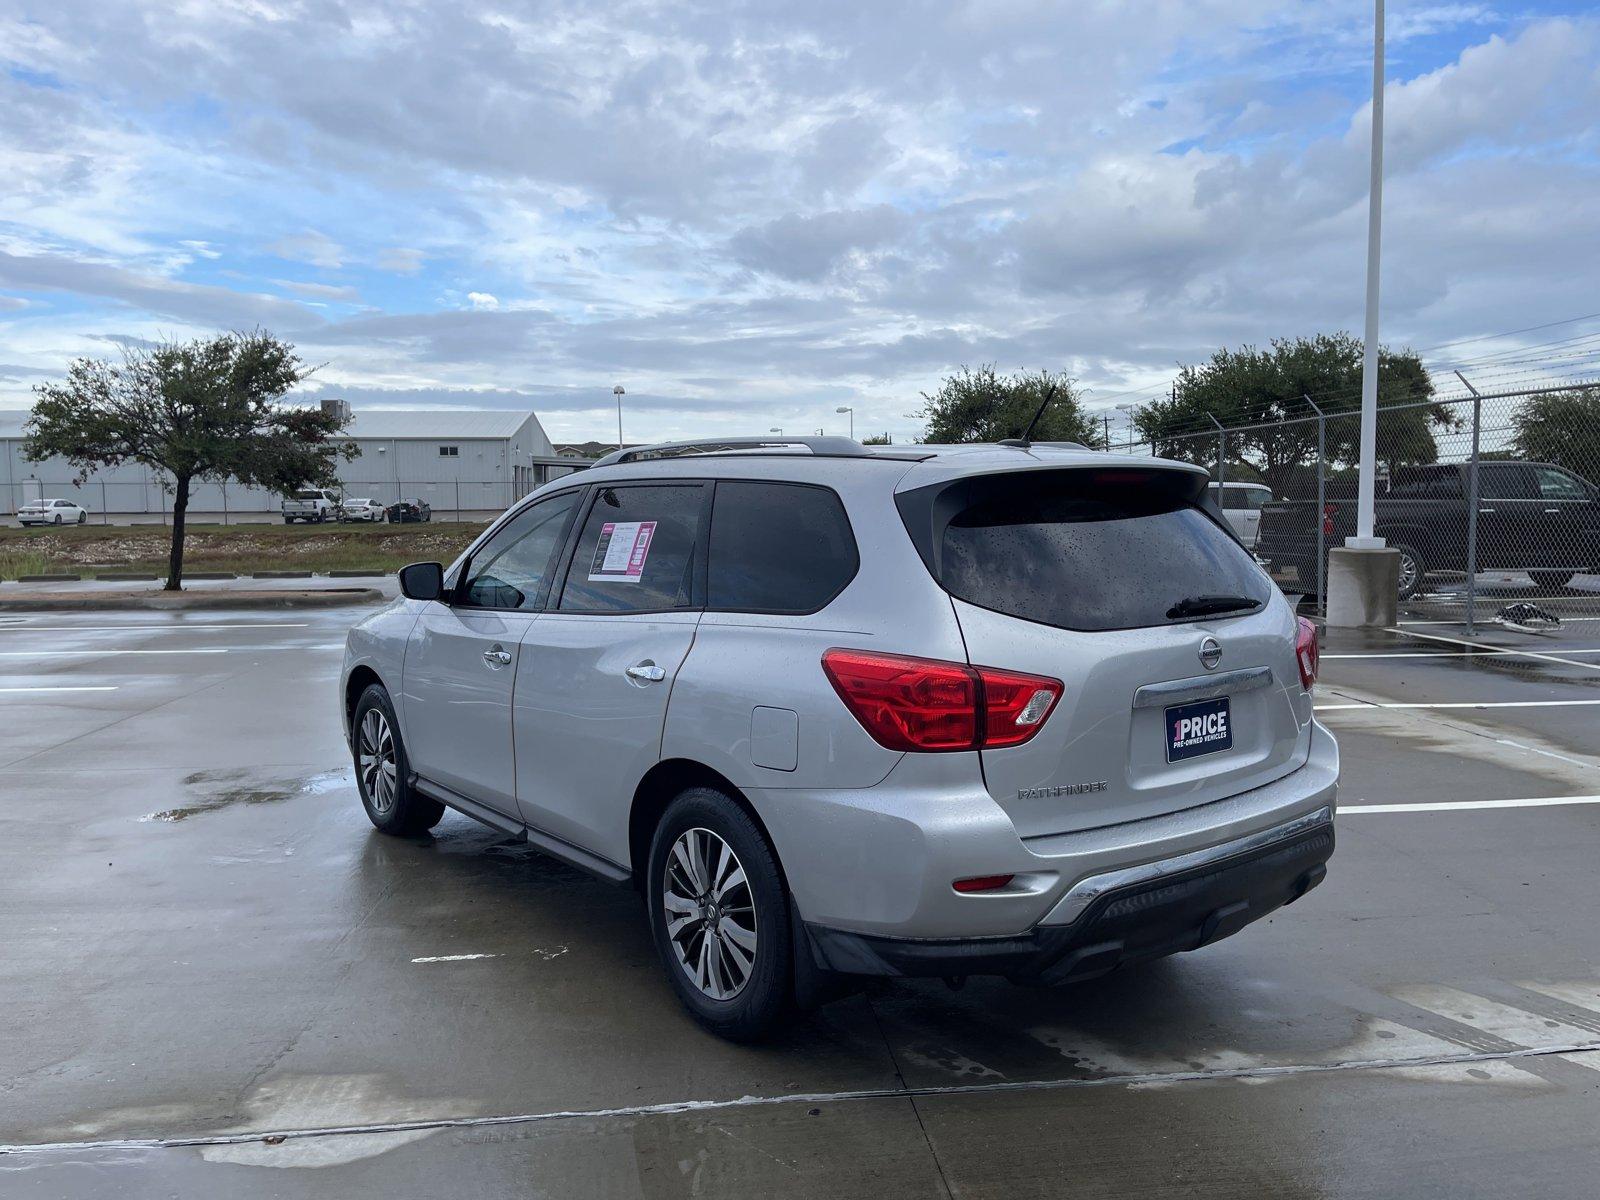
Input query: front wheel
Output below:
<box><xmin>352</xmin><ymin>684</ymin><xmax>444</xmax><ymax>836</ymax></box>
<box><xmin>1391</xmin><ymin>542</ymin><xmax>1426</xmax><ymax>601</ymax></box>
<box><xmin>647</xmin><ymin>788</ymin><xmax>792</xmax><ymax>1041</ymax></box>
<box><xmin>1530</xmin><ymin>570</ymin><xmax>1575</xmax><ymax>590</ymax></box>
<box><xmin>76</xmin><ymin>511</ymin><xmax>86</xmax><ymax>524</ymax></box>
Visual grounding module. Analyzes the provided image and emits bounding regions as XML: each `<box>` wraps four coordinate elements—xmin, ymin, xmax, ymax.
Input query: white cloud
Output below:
<box><xmin>466</xmin><ymin>291</ymin><xmax>499</xmax><ymax>311</ymax></box>
<box><xmin>377</xmin><ymin>247</ymin><xmax>424</xmax><ymax>273</ymax></box>
<box><xmin>275</xmin><ymin>279</ymin><xmax>361</xmax><ymax>302</ymax></box>
<box><xmin>266</xmin><ymin>230</ymin><xmax>344</xmax><ymax>269</ymax></box>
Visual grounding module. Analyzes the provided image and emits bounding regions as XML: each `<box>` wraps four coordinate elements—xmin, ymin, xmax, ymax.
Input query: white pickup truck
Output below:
<box><xmin>282</xmin><ymin>488</ymin><xmax>340</xmax><ymax>524</ymax></box>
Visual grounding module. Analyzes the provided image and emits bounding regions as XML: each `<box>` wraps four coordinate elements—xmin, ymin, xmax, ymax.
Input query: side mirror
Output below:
<box><xmin>398</xmin><ymin>561</ymin><xmax>445</xmax><ymax>602</ymax></box>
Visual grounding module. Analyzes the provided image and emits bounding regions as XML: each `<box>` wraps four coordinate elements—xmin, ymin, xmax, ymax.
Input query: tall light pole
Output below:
<box><xmin>835</xmin><ymin>406</ymin><xmax>854</xmax><ymax>439</ymax></box>
<box><xmin>1352</xmin><ymin>0</ymin><xmax>1385</xmax><ymax>548</ymax></box>
<box><xmin>613</xmin><ymin>385</ymin><xmax>626</xmax><ymax>451</ymax></box>
<box><xmin>769</xmin><ymin>426</ymin><xmax>783</xmax><ymax>436</ymax></box>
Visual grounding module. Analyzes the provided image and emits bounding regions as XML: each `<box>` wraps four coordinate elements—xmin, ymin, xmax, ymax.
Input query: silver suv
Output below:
<box><xmin>340</xmin><ymin>437</ymin><xmax>1336</xmax><ymax>1039</ymax></box>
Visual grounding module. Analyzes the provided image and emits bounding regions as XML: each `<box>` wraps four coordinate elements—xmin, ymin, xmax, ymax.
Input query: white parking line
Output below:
<box><xmin>411</xmin><ymin>953</ymin><xmax>503</xmax><ymax>964</ymax></box>
<box><xmin>1393</xmin><ymin>984</ymin><xmax>1598</xmax><ymax>1044</ymax></box>
<box><xmin>1391</xmin><ymin>627</ymin><xmax>1600</xmax><ymax>673</ymax></box>
<box><xmin>1317</xmin><ymin>699</ymin><xmax>1600</xmax><ymax>711</ymax></box>
<box><xmin>0</xmin><ymin>686</ymin><xmax>118</xmax><ymax>693</ymax></box>
<box><xmin>1324</xmin><ymin>648</ymin><xmax>1600</xmax><ymax>660</ymax></box>
<box><xmin>1343</xmin><ymin>795</ymin><xmax>1600</xmax><ymax>814</ymax></box>
<box><xmin>0</xmin><ymin>649</ymin><xmax>230</xmax><ymax>657</ymax></box>
<box><xmin>0</xmin><ymin>622</ymin><xmax>312</xmax><ymax>632</ymax></box>
<box><xmin>1399</xmin><ymin>615</ymin><xmax>1600</xmax><ymax>626</ymax></box>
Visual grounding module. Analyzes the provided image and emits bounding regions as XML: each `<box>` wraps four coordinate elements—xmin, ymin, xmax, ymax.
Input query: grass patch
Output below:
<box><xmin>0</xmin><ymin>521</ymin><xmax>486</xmax><ymax>579</ymax></box>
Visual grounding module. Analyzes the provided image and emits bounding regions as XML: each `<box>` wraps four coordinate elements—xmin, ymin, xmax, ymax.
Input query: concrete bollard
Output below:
<box><xmin>1325</xmin><ymin>547</ymin><xmax>1400</xmax><ymax>628</ymax></box>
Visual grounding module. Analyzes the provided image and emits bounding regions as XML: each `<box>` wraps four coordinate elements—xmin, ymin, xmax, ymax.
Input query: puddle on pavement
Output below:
<box><xmin>140</xmin><ymin>768</ymin><xmax>352</xmax><ymax>822</ymax></box>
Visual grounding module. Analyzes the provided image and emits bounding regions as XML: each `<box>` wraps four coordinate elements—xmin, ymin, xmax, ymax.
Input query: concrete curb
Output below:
<box><xmin>16</xmin><ymin>574</ymin><xmax>81</xmax><ymax>583</ymax></box>
<box><xmin>251</xmin><ymin>570</ymin><xmax>313</xmax><ymax>579</ymax></box>
<box><xmin>328</xmin><ymin>569</ymin><xmax>390</xmax><ymax>578</ymax></box>
<box><xmin>0</xmin><ymin>588</ymin><xmax>384</xmax><ymax>612</ymax></box>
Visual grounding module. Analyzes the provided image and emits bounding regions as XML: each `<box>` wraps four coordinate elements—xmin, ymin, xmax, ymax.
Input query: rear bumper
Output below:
<box><xmin>804</xmin><ymin>805</ymin><xmax>1333</xmax><ymax>982</ymax></box>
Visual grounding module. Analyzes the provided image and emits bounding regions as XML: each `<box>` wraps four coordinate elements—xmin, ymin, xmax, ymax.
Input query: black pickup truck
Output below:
<box><xmin>1256</xmin><ymin>461</ymin><xmax>1600</xmax><ymax>599</ymax></box>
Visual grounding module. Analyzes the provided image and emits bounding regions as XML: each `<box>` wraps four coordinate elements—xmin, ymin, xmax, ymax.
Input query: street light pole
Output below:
<box><xmin>613</xmin><ymin>385</ymin><xmax>626</xmax><ymax>451</ymax></box>
<box><xmin>835</xmin><ymin>406</ymin><xmax>854</xmax><ymax>439</ymax></box>
<box><xmin>1352</xmin><ymin>0</ymin><xmax>1385</xmax><ymax>548</ymax></box>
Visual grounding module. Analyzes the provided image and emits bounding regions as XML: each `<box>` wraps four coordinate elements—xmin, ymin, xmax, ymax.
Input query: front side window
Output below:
<box><xmin>1481</xmin><ymin>465</ymin><xmax>1538</xmax><ymax>500</ymax></box>
<box><xmin>559</xmin><ymin>485</ymin><xmax>704</xmax><ymax>613</ymax></box>
<box><xmin>458</xmin><ymin>491</ymin><xmax>579</xmax><ymax>610</ymax></box>
<box><xmin>707</xmin><ymin>481</ymin><xmax>858</xmax><ymax>613</ymax></box>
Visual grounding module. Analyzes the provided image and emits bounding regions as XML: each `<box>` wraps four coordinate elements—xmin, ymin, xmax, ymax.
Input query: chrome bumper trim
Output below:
<box><xmin>1038</xmin><ymin>804</ymin><xmax>1334</xmax><ymax>927</ymax></box>
<box><xmin>1132</xmin><ymin>665</ymin><xmax>1273</xmax><ymax>709</ymax></box>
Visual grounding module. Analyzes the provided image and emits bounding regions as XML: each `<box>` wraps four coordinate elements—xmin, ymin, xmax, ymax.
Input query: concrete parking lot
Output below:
<box><xmin>3</xmin><ymin>596</ymin><xmax>1600</xmax><ymax>1196</ymax></box>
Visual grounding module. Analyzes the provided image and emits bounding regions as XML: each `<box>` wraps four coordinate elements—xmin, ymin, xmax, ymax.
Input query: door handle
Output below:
<box><xmin>482</xmin><ymin>645</ymin><xmax>512</xmax><ymax>668</ymax></box>
<box><xmin>1478</xmin><ymin>507</ymin><xmax>1496</xmax><ymax>514</ymax></box>
<box><xmin>626</xmin><ymin>663</ymin><xmax>666</xmax><ymax>683</ymax></box>
<box><xmin>1544</xmin><ymin>508</ymin><xmax>1561</xmax><ymax>514</ymax></box>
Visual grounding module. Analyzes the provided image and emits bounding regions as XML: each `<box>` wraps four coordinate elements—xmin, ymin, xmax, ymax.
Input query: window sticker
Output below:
<box><xmin>588</xmin><ymin>520</ymin><xmax>657</xmax><ymax>583</ymax></box>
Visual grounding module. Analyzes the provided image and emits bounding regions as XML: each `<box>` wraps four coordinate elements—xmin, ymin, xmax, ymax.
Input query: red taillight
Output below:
<box><xmin>953</xmin><ymin>874</ymin><xmax>1015</xmax><ymax>894</ymax></box>
<box><xmin>1322</xmin><ymin>502</ymin><xmax>1338</xmax><ymax>537</ymax></box>
<box><xmin>821</xmin><ymin>649</ymin><xmax>1062</xmax><ymax>753</ymax></box>
<box><xmin>1295</xmin><ymin>616</ymin><xmax>1319</xmax><ymax>690</ymax></box>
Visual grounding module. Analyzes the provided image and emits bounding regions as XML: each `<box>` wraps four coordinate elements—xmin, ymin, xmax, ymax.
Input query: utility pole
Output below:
<box><xmin>1352</xmin><ymin>0</ymin><xmax>1385</xmax><ymax>549</ymax></box>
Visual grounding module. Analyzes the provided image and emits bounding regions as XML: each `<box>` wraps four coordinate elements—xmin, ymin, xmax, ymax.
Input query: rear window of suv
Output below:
<box><xmin>899</xmin><ymin>467</ymin><xmax>1273</xmax><ymax>632</ymax></box>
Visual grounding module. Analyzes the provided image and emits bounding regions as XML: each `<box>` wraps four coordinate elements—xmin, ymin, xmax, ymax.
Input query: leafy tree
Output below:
<box><xmin>861</xmin><ymin>433</ymin><xmax>893</xmax><ymax>445</ymax></box>
<box><xmin>26</xmin><ymin>332</ymin><xmax>355</xmax><ymax>590</ymax></box>
<box><xmin>1511</xmin><ymin>389</ymin><xmax>1600</xmax><ymax>482</ymax></box>
<box><xmin>1134</xmin><ymin>333</ymin><xmax>1452</xmax><ymax>498</ymax></box>
<box><xmin>916</xmin><ymin>365</ymin><xmax>1104</xmax><ymax>448</ymax></box>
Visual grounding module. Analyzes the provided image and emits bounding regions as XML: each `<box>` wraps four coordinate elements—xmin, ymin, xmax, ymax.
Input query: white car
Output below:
<box><xmin>17</xmin><ymin>498</ymin><xmax>88</xmax><ymax>527</ymax></box>
<box><xmin>338</xmin><ymin>498</ymin><xmax>387</xmax><ymax>523</ymax></box>
<box><xmin>1207</xmin><ymin>482</ymin><xmax>1273</xmax><ymax>549</ymax></box>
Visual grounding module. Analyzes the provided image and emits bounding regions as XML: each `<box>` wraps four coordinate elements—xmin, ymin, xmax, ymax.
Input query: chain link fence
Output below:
<box><xmin>1112</xmin><ymin>380</ymin><xmax>1600</xmax><ymax>633</ymax></box>
<box><xmin>4</xmin><ymin>478</ymin><xmax>537</xmax><ymax>524</ymax></box>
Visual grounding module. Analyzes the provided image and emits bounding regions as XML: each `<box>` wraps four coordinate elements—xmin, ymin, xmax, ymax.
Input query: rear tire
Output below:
<box><xmin>53</xmin><ymin>513</ymin><xmax>62</xmax><ymax>525</ymax></box>
<box><xmin>352</xmin><ymin>684</ymin><xmax>445</xmax><ymax>836</ymax></box>
<box><xmin>647</xmin><ymin>788</ymin><xmax>792</xmax><ymax>1041</ymax></box>
<box><xmin>1530</xmin><ymin>570</ymin><xmax>1575</xmax><ymax>590</ymax></box>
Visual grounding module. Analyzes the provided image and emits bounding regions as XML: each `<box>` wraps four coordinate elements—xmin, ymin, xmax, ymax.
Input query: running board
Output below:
<box><xmin>411</xmin><ymin>775</ymin><xmax>632</xmax><ymax>885</ymax></box>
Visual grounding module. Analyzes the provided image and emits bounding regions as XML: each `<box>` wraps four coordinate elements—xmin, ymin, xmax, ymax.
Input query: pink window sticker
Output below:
<box><xmin>587</xmin><ymin>520</ymin><xmax>658</xmax><ymax>582</ymax></box>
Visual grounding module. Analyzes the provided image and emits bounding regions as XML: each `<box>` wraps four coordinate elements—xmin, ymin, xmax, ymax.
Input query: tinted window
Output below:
<box><xmin>1535</xmin><ymin>467</ymin><xmax>1589</xmax><ymax>501</ymax></box>
<box><xmin>920</xmin><ymin>470</ymin><xmax>1272</xmax><ymax>632</ymax></box>
<box><xmin>1481</xmin><ymin>465</ymin><xmax>1538</xmax><ymax>499</ymax></box>
<box><xmin>559</xmin><ymin>485</ymin><xmax>704</xmax><ymax>613</ymax></box>
<box><xmin>708</xmin><ymin>482</ymin><xmax>858</xmax><ymax>613</ymax></box>
<box><xmin>459</xmin><ymin>491</ymin><xmax>579</xmax><ymax>610</ymax></box>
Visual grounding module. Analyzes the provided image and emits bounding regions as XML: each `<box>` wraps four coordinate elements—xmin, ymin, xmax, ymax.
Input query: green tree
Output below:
<box><xmin>861</xmin><ymin>433</ymin><xmax>893</xmax><ymax>445</ymax></box>
<box><xmin>26</xmin><ymin>332</ymin><xmax>355</xmax><ymax>590</ymax></box>
<box><xmin>1134</xmin><ymin>333</ymin><xmax>1451</xmax><ymax>497</ymax></box>
<box><xmin>915</xmin><ymin>365</ymin><xmax>1103</xmax><ymax>447</ymax></box>
<box><xmin>1511</xmin><ymin>389</ymin><xmax>1600</xmax><ymax>482</ymax></box>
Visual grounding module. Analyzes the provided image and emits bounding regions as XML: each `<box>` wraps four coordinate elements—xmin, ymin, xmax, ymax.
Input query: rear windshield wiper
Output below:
<box><xmin>1166</xmin><ymin>594</ymin><xmax>1262</xmax><ymax>620</ymax></box>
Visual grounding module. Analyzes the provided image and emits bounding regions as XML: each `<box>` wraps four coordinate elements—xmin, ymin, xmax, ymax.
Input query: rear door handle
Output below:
<box><xmin>482</xmin><ymin>645</ymin><xmax>512</xmax><ymax>668</ymax></box>
<box><xmin>626</xmin><ymin>663</ymin><xmax>666</xmax><ymax>683</ymax></box>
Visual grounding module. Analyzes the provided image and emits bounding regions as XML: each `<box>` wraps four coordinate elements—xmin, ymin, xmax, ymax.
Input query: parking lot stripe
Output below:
<box><xmin>1392</xmin><ymin>985</ymin><xmax>1598</xmax><ymax>1045</ymax></box>
<box><xmin>0</xmin><ymin>686</ymin><xmax>118</xmax><ymax>693</ymax></box>
<box><xmin>1342</xmin><ymin>795</ymin><xmax>1600</xmax><ymax>814</ymax></box>
<box><xmin>0</xmin><ymin>622</ymin><xmax>312</xmax><ymax>632</ymax></box>
<box><xmin>0</xmin><ymin>649</ymin><xmax>231</xmax><ymax>657</ymax></box>
<box><xmin>1317</xmin><ymin>699</ymin><xmax>1600</xmax><ymax>711</ymax></box>
<box><xmin>1323</xmin><ymin>648</ymin><xmax>1600</xmax><ymax>660</ymax></box>
<box><xmin>411</xmin><ymin>953</ymin><xmax>502</xmax><ymax>963</ymax></box>
<box><xmin>1399</xmin><ymin>615</ymin><xmax>1600</xmax><ymax>626</ymax></box>
<box><xmin>1390</xmin><ymin>627</ymin><xmax>1600</xmax><ymax>672</ymax></box>
<box><xmin>2</xmin><ymin>1040</ymin><xmax>1596</xmax><ymax>1158</ymax></box>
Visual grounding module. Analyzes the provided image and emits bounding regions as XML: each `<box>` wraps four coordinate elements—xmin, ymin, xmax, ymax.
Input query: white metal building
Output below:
<box><xmin>0</xmin><ymin>406</ymin><xmax>582</xmax><ymax>517</ymax></box>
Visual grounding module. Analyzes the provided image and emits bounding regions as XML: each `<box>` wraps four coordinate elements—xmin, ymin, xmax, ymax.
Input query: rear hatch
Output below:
<box><xmin>896</xmin><ymin>459</ymin><xmax>1309</xmax><ymax>839</ymax></box>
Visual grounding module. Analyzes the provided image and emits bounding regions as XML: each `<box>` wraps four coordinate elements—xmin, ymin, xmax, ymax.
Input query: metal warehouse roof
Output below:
<box><xmin>0</xmin><ymin>409</ymin><xmax>539</xmax><ymax>441</ymax></box>
<box><xmin>343</xmin><ymin>410</ymin><xmax>538</xmax><ymax>440</ymax></box>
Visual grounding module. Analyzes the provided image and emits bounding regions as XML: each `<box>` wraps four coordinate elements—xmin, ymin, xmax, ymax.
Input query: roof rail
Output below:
<box><xmin>591</xmin><ymin>435</ymin><xmax>875</xmax><ymax>468</ymax></box>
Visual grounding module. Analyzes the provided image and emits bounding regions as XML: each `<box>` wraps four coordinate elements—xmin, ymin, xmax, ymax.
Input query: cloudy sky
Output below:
<box><xmin>2</xmin><ymin>0</ymin><xmax>1597</xmax><ymax>443</ymax></box>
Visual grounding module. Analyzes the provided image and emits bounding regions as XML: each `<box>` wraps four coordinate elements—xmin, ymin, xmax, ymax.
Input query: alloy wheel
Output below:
<box><xmin>662</xmin><ymin>827</ymin><xmax>758</xmax><ymax>1000</ymax></box>
<box><xmin>1397</xmin><ymin>551</ymin><xmax>1419</xmax><ymax>595</ymax></box>
<box><xmin>358</xmin><ymin>708</ymin><xmax>398</xmax><ymax>815</ymax></box>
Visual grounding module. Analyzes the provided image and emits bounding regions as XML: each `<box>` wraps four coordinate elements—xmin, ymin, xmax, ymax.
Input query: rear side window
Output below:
<box><xmin>559</xmin><ymin>484</ymin><xmax>704</xmax><ymax>613</ymax></box>
<box><xmin>901</xmin><ymin>469</ymin><xmax>1272</xmax><ymax>632</ymax></box>
<box><xmin>707</xmin><ymin>482</ymin><xmax>858</xmax><ymax>613</ymax></box>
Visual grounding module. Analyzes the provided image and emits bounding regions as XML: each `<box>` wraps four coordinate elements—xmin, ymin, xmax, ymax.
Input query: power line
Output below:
<box><xmin>1412</xmin><ymin>311</ymin><xmax>1600</xmax><ymax>356</ymax></box>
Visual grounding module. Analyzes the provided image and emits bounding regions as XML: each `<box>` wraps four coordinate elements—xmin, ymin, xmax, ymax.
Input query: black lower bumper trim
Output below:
<box><xmin>803</xmin><ymin>821</ymin><xmax>1334</xmax><ymax>984</ymax></box>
